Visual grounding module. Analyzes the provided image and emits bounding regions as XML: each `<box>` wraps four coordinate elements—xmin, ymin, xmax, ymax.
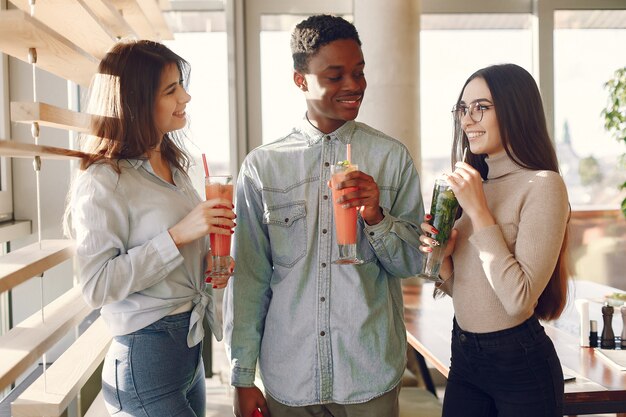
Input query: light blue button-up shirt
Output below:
<box><xmin>224</xmin><ymin>119</ymin><xmax>424</xmax><ymax>406</ymax></box>
<box><xmin>70</xmin><ymin>159</ymin><xmax>220</xmax><ymax>347</ymax></box>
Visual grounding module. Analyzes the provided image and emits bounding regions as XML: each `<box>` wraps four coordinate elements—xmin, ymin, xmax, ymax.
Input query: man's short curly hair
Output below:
<box><xmin>290</xmin><ymin>14</ymin><xmax>361</xmax><ymax>73</ymax></box>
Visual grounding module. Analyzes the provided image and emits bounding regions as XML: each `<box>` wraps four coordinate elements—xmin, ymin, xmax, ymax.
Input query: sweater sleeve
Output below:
<box><xmin>468</xmin><ymin>171</ymin><xmax>569</xmax><ymax>318</ymax></box>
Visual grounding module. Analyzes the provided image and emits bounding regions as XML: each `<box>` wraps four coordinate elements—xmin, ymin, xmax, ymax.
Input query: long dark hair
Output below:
<box><xmin>80</xmin><ymin>40</ymin><xmax>191</xmax><ymax>173</ymax></box>
<box><xmin>452</xmin><ymin>63</ymin><xmax>570</xmax><ymax>320</ymax></box>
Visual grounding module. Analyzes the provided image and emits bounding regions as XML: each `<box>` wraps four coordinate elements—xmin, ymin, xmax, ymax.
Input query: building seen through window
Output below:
<box><xmin>554</xmin><ymin>10</ymin><xmax>626</xmax><ymax>210</ymax></box>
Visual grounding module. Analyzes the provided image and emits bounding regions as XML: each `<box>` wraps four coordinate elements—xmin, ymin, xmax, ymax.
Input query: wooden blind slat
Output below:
<box><xmin>0</xmin><ymin>239</ymin><xmax>75</xmax><ymax>293</ymax></box>
<box><xmin>11</xmin><ymin>317</ymin><xmax>112</xmax><ymax>417</ymax></box>
<box><xmin>0</xmin><ymin>287</ymin><xmax>91</xmax><ymax>391</ymax></box>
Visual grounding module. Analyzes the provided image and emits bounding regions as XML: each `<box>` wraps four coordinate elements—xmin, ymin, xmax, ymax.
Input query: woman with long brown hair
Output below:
<box><xmin>420</xmin><ymin>63</ymin><xmax>570</xmax><ymax>417</ymax></box>
<box><xmin>66</xmin><ymin>40</ymin><xmax>235</xmax><ymax>416</ymax></box>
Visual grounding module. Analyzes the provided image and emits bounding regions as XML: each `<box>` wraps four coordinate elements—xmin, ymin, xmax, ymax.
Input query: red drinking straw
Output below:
<box><xmin>346</xmin><ymin>143</ymin><xmax>351</xmax><ymax>164</ymax></box>
<box><xmin>201</xmin><ymin>153</ymin><xmax>210</xmax><ymax>177</ymax></box>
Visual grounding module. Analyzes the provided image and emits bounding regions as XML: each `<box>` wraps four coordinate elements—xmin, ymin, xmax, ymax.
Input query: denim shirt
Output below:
<box><xmin>71</xmin><ymin>159</ymin><xmax>220</xmax><ymax>347</ymax></box>
<box><xmin>223</xmin><ymin>119</ymin><xmax>424</xmax><ymax>406</ymax></box>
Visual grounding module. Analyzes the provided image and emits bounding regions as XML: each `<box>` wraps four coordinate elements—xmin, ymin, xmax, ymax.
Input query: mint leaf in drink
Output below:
<box><xmin>432</xmin><ymin>189</ymin><xmax>459</xmax><ymax>244</ymax></box>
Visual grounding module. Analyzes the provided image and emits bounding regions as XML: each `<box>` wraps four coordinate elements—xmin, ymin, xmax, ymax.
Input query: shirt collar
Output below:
<box><xmin>123</xmin><ymin>158</ymin><xmax>147</xmax><ymax>169</ymax></box>
<box><xmin>122</xmin><ymin>158</ymin><xmax>181</xmax><ymax>180</ymax></box>
<box><xmin>295</xmin><ymin>115</ymin><xmax>356</xmax><ymax>147</ymax></box>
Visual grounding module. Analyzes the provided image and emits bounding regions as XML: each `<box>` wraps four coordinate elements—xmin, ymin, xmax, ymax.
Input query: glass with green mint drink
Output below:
<box><xmin>418</xmin><ymin>177</ymin><xmax>459</xmax><ymax>282</ymax></box>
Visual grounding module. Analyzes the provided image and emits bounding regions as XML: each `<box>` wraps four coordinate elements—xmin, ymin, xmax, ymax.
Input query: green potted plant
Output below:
<box><xmin>601</xmin><ymin>67</ymin><xmax>626</xmax><ymax>217</ymax></box>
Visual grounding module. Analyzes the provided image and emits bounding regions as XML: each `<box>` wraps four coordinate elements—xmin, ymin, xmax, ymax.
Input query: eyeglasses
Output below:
<box><xmin>451</xmin><ymin>102</ymin><xmax>494</xmax><ymax>123</ymax></box>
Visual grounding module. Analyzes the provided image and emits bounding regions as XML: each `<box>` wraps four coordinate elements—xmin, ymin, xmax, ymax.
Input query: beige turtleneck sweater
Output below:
<box><xmin>441</xmin><ymin>152</ymin><xmax>569</xmax><ymax>333</ymax></box>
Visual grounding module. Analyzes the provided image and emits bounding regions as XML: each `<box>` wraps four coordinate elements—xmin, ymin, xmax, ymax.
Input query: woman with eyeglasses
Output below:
<box><xmin>420</xmin><ymin>63</ymin><xmax>570</xmax><ymax>417</ymax></box>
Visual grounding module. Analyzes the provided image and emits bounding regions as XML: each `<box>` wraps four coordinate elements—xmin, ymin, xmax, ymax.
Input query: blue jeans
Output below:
<box><xmin>102</xmin><ymin>312</ymin><xmax>206</xmax><ymax>417</ymax></box>
<box><xmin>442</xmin><ymin>316</ymin><xmax>563</xmax><ymax>417</ymax></box>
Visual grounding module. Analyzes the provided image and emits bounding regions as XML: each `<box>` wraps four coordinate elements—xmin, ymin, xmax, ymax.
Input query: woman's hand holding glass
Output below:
<box><xmin>418</xmin><ymin>161</ymin><xmax>494</xmax><ymax>282</ymax></box>
<box><xmin>419</xmin><ymin>215</ymin><xmax>457</xmax><ymax>282</ymax></box>
<box><xmin>446</xmin><ymin>162</ymin><xmax>495</xmax><ymax>231</ymax></box>
<box><xmin>205</xmin><ymin>251</ymin><xmax>234</xmax><ymax>287</ymax></box>
<box><xmin>169</xmin><ymin>197</ymin><xmax>236</xmax><ymax>286</ymax></box>
<box><xmin>167</xmin><ymin>197</ymin><xmax>236</xmax><ymax>248</ymax></box>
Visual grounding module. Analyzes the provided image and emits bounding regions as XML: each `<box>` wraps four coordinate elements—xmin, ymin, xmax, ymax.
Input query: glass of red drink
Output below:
<box><xmin>331</xmin><ymin>162</ymin><xmax>363</xmax><ymax>265</ymax></box>
<box><xmin>205</xmin><ymin>175</ymin><xmax>234</xmax><ymax>278</ymax></box>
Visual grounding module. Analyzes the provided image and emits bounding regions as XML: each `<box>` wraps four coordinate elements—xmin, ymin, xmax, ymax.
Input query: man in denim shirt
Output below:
<box><xmin>224</xmin><ymin>15</ymin><xmax>424</xmax><ymax>417</ymax></box>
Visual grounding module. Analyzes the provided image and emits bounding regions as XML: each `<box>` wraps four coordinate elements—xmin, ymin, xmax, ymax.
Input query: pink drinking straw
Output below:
<box><xmin>346</xmin><ymin>143</ymin><xmax>351</xmax><ymax>164</ymax></box>
<box><xmin>201</xmin><ymin>153</ymin><xmax>210</xmax><ymax>178</ymax></box>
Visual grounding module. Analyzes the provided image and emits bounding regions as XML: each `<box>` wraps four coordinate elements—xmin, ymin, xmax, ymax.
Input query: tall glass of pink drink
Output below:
<box><xmin>331</xmin><ymin>162</ymin><xmax>364</xmax><ymax>265</ymax></box>
<box><xmin>205</xmin><ymin>175</ymin><xmax>234</xmax><ymax>278</ymax></box>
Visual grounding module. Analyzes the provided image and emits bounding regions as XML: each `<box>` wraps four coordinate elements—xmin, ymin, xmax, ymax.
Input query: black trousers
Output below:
<box><xmin>442</xmin><ymin>316</ymin><xmax>564</xmax><ymax>417</ymax></box>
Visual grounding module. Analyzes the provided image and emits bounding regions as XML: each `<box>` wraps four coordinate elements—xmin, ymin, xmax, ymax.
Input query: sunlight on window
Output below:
<box><xmin>554</xmin><ymin>25</ymin><xmax>626</xmax><ymax>210</ymax></box>
<box><xmin>166</xmin><ymin>32</ymin><xmax>230</xmax><ymax>194</ymax></box>
<box><xmin>420</xmin><ymin>17</ymin><xmax>532</xmax><ymax>204</ymax></box>
<box><xmin>260</xmin><ymin>30</ymin><xmax>306</xmax><ymax>143</ymax></box>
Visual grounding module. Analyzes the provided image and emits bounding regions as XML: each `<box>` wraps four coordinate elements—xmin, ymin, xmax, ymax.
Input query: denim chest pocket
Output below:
<box><xmin>264</xmin><ymin>201</ymin><xmax>307</xmax><ymax>267</ymax></box>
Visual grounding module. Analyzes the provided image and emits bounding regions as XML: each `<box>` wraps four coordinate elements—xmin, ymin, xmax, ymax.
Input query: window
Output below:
<box><xmin>554</xmin><ymin>10</ymin><xmax>626</xmax><ymax>210</ymax></box>
<box><xmin>420</xmin><ymin>13</ymin><xmax>532</xmax><ymax>204</ymax></box>
<box><xmin>259</xmin><ymin>14</ymin><xmax>353</xmax><ymax>144</ymax></box>
<box><xmin>260</xmin><ymin>15</ymin><xmax>308</xmax><ymax>144</ymax></box>
<box><xmin>553</xmin><ymin>9</ymin><xmax>626</xmax><ymax>288</ymax></box>
<box><xmin>165</xmin><ymin>11</ymin><xmax>231</xmax><ymax>194</ymax></box>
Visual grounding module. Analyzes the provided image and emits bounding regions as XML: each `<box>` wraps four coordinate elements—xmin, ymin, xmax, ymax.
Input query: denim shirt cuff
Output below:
<box><xmin>231</xmin><ymin>366</ymin><xmax>257</xmax><ymax>387</ymax></box>
<box><xmin>363</xmin><ymin>206</ymin><xmax>392</xmax><ymax>241</ymax></box>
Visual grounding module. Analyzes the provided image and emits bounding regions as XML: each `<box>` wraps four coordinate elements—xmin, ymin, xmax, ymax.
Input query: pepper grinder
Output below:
<box><xmin>600</xmin><ymin>303</ymin><xmax>615</xmax><ymax>349</ymax></box>
<box><xmin>620</xmin><ymin>304</ymin><xmax>626</xmax><ymax>350</ymax></box>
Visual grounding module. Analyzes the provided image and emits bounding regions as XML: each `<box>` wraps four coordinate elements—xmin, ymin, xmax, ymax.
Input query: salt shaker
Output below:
<box><xmin>620</xmin><ymin>304</ymin><xmax>626</xmax><ymax>350</ymax></box>
<box><xmin>600</xmin><ymin>303</ymin><xmax>615</xmax><ymax>349</ymax></box>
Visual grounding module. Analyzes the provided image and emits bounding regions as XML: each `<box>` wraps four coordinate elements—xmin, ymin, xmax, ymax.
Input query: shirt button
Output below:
<box><xmin>320</xmin><ymin>331</ymin><xmax>326</xmax><ymax>336</ymax></box>
<box><xmin>459</xmin><ymin>334</ymin><xmax>467</xmax><ymax>342</ymax></box>
<box><xmin>322</xmin><ymin>229</ymin><xmax>327</xmax><ymax>234</ymax></box>
<box><xmin>325</xmin><ymin>136</ymin><xmax>331</xmax><ymax>141</ymax></box>
<box><xmin>369</xmin><ymin>232</ymin><xmax>375</xmax><ymax>236</ymax></box>
<box><xmin>323</xmin><ymin>195</ymin><xmax>328</xmax><ymax>200</ymax></box>
<box><xmin>324</xmin><ymin>162</ymin><xmax>329</xmax><ymax>167</ymax></box>
<box><xmin>321</xmin><ymin>263</ymin><xmax>327</xmax><ymax>268</ymax></box>
<box><xmin>284</xmin><ymin>218</ymin><xmax>289</xmax><ymax>223</ymax></box>
<box><xmin>320</xmin><ymin>297</ymin><xmax>326</xmax><ymax>302</ymax></box>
